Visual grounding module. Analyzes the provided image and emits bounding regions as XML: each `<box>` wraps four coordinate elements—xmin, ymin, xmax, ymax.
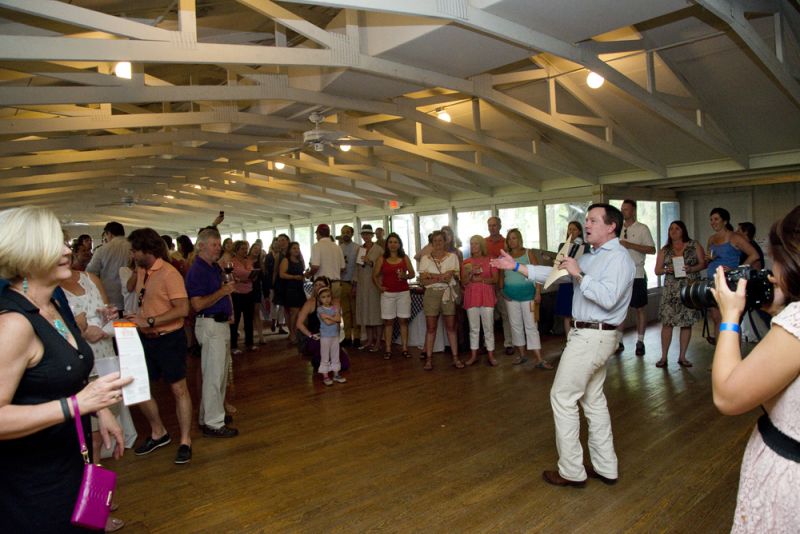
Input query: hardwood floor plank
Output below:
<box><xmin>112</xmin><ymin>324</ymin><xmax>755</xmax><ymax>533</ymax></box>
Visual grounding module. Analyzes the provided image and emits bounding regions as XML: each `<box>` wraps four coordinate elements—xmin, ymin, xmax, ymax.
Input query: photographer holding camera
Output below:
<box><xmin>710</xmin><ymin>206</ymin><xmax>800</xmax><ymax>532</ymax></box>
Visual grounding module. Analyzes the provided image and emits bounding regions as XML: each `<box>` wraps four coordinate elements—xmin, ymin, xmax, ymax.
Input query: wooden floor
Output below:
<box><xmin>114</xmin><ymin>323</ymin><xmax>756</xmax><ymax>533</ymax></box>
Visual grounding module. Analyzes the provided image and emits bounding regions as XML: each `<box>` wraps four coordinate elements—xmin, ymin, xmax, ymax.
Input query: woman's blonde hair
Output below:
<box><xmin>0</xmin><ymin>206</ymin><xmax>64</xmax><ymax>280</ymax></box>
<box><xmin>469</xmin><ymin>235</ymin><xmax>487</xmax><ymax>256</ymax></box>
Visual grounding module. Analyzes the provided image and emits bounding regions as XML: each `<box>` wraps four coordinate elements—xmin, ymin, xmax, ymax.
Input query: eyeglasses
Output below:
<box><xmin>623</xmin><ymin>228</ymin><xmax>628</xmax><ymax>240</ymax></box>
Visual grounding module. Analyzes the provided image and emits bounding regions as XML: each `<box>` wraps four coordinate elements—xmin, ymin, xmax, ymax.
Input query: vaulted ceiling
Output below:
<box><xmin>0</xmin><ymin>0</ymin><xmax>799</xmax><ymax>234</ymax></box>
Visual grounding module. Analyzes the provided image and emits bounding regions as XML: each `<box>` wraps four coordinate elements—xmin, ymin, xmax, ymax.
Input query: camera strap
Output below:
<box><xmin>757</xmin><ymin>409</ymin><xmax>800</xmax><ymax>462</ymax></box>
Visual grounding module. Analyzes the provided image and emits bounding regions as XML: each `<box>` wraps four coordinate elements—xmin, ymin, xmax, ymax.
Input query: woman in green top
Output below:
<box><xmin>499</xmin><ymin>229</ymin><xmax>552</xmax><ymax>369</ymax></box>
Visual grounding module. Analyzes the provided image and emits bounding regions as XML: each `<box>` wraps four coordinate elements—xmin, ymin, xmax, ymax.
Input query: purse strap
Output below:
<box><xmin>70</xmin><ymin>395</ymin><xmax>91</xmax><ymax>465</ymax></box>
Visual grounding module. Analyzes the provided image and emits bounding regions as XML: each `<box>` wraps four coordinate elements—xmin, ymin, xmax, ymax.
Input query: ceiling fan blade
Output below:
<box><xmin>136</xmin><ymin>199</ymin><xmax>162</xmax><ymax>206</ymax></box>
<box><xmin>334</xmin><ymin>139</ymin><xmax>383</xmax><ymax>147</ymax></box>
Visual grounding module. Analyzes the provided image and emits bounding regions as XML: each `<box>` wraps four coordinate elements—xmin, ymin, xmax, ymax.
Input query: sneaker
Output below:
<box><xmin>134</xmin><ymin>433</ymin><xmax>171</xmax><ymax>456</ymax></box>
<box><xmin>202</xmin><ymin>425</ymin><xmax>239</xmax><ymax>438</ymax></box>
<box><xmin>323</xmin><ymin>376</ymin><xmax>334</xmax><ymax>386</ymax></box>
<box><xmin>614</xmin><ymin>342</ymin><xmax>624</xmax><ymax>355</ymax></box>
<box><xmin>635</xmin><ymin>341</ymin><xmax>645</xmax><ymax>356</ymax></box>
<box><xmin>333</xmin><ymin>374</ymin><xmax>347</xmax><ymax>384</ymax></box>
<box><xmin>174</xmin><ymin>444</ymin><xmax>192</xmax><ymax>464</ymax></box>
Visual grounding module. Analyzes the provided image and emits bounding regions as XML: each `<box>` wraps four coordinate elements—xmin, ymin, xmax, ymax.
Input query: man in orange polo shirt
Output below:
<box><xmin>127</xmin><ymin>228</ymin><xmax>193</xmax><ymax>465</ymax></box>
<box><xmin>486</xmin><ymin>216</ymin><xmax>514</xmax><ymax>355</ymax></box>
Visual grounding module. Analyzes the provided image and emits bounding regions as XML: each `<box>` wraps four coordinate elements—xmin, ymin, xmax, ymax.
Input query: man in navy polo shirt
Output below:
<box><xmin>185</xmin><ymin>227</ymin><xmax>238</xmax><ymax>438</ymax></box>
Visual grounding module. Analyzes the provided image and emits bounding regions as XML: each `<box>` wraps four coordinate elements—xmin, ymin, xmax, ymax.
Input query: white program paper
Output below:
<box><xmin>672</xmin><ymin>256</ymin><xmax>687</xmax><ymax>278</ymax></box>
<box><xmin>113</xmin><ymin>322</ymin><xmax>151</xmax><ymax>405</ymax></box>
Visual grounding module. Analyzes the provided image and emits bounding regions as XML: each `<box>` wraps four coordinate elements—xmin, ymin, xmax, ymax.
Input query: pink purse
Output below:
<box><xmin>69</xmin><ymin>395</ymin><xmax>117</xmax><ymax>531</ymax></box>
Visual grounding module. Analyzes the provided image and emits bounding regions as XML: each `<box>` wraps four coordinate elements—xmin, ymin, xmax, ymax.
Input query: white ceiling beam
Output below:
<box><xmin>697</xmin><ymin>0</ymin><xmax>800</xmax><ymax>109</ymax></box>
<box><xmin>0</xmin><ymin>0</ymin><xmax>175</xmax><ymax>42</ymax></box>
<box><xmin>281</xmin><ymin>0</ymin><xmax>742</xmax><ymax>167</ymax></box>
<box><xmin>235</xmin><ymin>0</ymin><xmax>332</xmax><ymax>47</ymax></box>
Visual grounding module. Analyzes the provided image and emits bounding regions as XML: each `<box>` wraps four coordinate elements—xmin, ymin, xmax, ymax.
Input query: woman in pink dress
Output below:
<box><xmin>711</xmin><ymin>205</ymin><xmax>800</xmax><ymax>533</ymax></box>
<box><xmin>461</xmin><ymin>236</ymin><xmax>499</xmax><ymax>366</ymax></box>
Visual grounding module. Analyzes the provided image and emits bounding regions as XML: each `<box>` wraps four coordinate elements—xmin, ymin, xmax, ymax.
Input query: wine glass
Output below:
<box><xmin>223</xmin><ymin>261</ymin><xmax>234</xmax><ymax>283</ymax></box>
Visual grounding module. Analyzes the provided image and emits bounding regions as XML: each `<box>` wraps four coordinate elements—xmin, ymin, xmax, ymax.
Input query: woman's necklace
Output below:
<box><xmin>11</xmin><ymin>287</ymin><xmax>70</xmax><ymax>340</ymax></box>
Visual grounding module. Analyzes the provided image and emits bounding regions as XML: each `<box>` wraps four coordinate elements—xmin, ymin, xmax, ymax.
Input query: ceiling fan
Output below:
<box><xmin>95</xmin><ymin>189</ymin><xmax>162</xmax><ymax>208</ymax></box>
<box><xmin>298</xmin><ymin>111</ymin><xmax>383</xmax><ymax>153</ymax></box>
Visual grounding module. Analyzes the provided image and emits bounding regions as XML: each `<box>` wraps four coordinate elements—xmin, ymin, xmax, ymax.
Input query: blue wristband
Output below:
<box><xmin>719</xmin><ymin>322</ymin><xmax>740</xmax><ymax>333</ymax></box>
<box><xmin>513</xmin><ymin>262</ymin><xmax>520</xmax><ymax>272</ymax></box>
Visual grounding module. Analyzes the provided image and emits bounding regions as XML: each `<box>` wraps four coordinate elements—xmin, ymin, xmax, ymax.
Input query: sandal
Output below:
<box><xmin>423</xmin><ymin>358</ymin><xmax>433</xmax><ymax>371</ymax></box>
<box><xmin>106</xmin><ymin>517</ymin><xmax>125</xmax><ymax>533</ymax></box>
<box><xmin>368</xmin><ymin>345</ymin><xmax>380</xmax><ymax>353</ymax></box>
<box><xmin>655</xmin><ymin>360</ymin><xmax>668</xmax><ymax>368</ymax></box>
<box><xmin>512</xmin><ymin>356</ymin><xmax>528</xmax><ymax>365</ymax></box>
<box><xmin>487</xmin><ymin>358</ymin><xmax>499</xmax><ymax>367</ymax></box>
<box><xmin>464</xmin><ymin>356</ymin><xmax>478</xmax><ymax>366</ymax></box>
<box><xmin>678</xmin><ymin>359</ymin><xmax>693</xmax><ymax>367</ymax></box>
<box><xmin>452</xmin><ymin>358</ymin><xmax>465</xmax><ymax>369</ymax></box>
<box><xmin>402</xmin><ymin>350</ymin><xmax>411</xmax><ymax>358</ymax></box>
<box><xmin>383</xmin><ymin>351</ymin><xmax>392</xmax><ymax>360</ymax></box>
<box><xmin>535</xmin><ymin>360</ymin><xmax>554</xmax><ymax>370</ymax></box>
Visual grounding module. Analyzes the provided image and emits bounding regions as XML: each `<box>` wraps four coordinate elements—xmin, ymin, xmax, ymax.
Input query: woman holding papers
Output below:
<box><xmin>654</xmin><ymin>220</ymin><xmax>706</xmax><ymax>368</ymax></box>
<box><xmin>0</xmin><ymin>206</ymin><xmax>131</xmax><ymax>532</ymax></box>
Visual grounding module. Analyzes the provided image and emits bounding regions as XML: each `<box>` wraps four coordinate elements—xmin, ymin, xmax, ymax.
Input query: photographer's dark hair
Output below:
<box><xmin>769</xmin><ymin>206</ymin><xmax>800</xmax><ymax>303</ymax></box>
<box><xmin>663</xmin><ymin>220</ymin><xmax>691</xmax><ymax>250</ymax></box>
<box><xmin>128</xmin><ymin>228</ymin><xmax>169</xmax><ymax>260</ymax></box>
<box><xmin>588</xmin><ymin>203</ymin><xmax>623</xmax><ymax>237</ymax></box>
<box><xmin>383</xmin><ymin>232</ymin><xmax>406</xmax><ymax>258</ymax></box>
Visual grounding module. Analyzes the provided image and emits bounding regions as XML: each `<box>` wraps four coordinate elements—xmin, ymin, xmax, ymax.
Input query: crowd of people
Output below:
<box><xmin>1</xmin><ymin>200</ymin><xmax>796</xmax><ymax>532</ymax></box>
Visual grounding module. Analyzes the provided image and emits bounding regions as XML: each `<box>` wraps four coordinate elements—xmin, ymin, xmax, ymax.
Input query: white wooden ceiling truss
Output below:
<box><xmin>0</xmin><ymin>0</ymin><xmax>798</xmax><ymax>232</ymax></box>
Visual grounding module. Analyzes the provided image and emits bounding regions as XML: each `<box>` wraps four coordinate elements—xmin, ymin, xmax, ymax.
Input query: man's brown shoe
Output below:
<box><xmin>585</xmin><ymin>464</ymin><xmax>618</xmax><ymax>485</ymax></box>
<box><xmin>542</xmin><ymin>470</ymin><xmax>586</xmax><ymax>488</ymax></box>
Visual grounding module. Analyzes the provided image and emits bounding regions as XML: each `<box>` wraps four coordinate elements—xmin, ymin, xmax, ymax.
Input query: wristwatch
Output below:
<box><xmin>147</xmin><ymin>316</ymin><xmax>156</xmax><ymax>327</ymax></box>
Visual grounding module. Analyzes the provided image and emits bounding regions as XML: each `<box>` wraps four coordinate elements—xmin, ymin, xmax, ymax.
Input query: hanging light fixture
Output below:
<box><xmin>586</xmin><ymin>71</ymin><xmax>605</xmax><ymax>89</ymax></box>
<box><xmin>274</xmin><ymin>161</ymin><xmax>285</xmax><ymax>170</ymax></box>
<box><xmin>339</xmin><ymin>144</ymin><xmax>351</xmax><ymax>152</ymax></box>
<box><xmin>114</xmin><ymin>61</ymin><xmax>132</xmax><ymax>79</ymax></box>
<box><xmin>436</xmin><ymin>108</ymin><xmax>452</xmax><ymax>122</ymax></box>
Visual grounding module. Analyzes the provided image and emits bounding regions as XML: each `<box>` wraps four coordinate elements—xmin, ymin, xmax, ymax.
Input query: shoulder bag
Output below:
<box><xmin>70</xmin><ymin>395</ymin><xmax>117</xmax><ymax>531</ymax></box>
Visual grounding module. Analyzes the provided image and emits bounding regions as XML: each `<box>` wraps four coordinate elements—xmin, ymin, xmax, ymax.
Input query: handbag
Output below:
<box><xmin>70</xmin><ymin>395</ymin><xmax>117</xmax><ymax>531</ymax></box>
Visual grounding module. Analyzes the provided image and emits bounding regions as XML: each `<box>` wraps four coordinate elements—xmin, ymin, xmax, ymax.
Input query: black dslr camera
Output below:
<box><xmin>680</xmin><ymin>266</ymin><xmax>773</xmax><ymax>310</ymax></box>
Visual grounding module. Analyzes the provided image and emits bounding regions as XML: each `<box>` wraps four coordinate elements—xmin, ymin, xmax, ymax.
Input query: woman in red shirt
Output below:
<box><xmin>373</xmin><ymin>233</ymin><xmax>415</xmax><ymax>359</ymax></box>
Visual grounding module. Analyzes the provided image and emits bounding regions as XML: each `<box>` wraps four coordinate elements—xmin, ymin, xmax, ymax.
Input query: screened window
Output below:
<box><xmin>259</xmin><ymin>229</ymin><xmax>274</xmax><ymax>250</ymax></box>
<box><xmin>545</xmin><ymin>202</ymin><xmax>591</xmax><ymax>252</ymax></box>
<box><xmin>390</xmin><ymin>213</ymin><xmax>416</xmax><ymax>259</ymax></box>
<box><xmin>294</xmin><ymin>225</ymin><xmax>312</xmax><ymax>263</ymax></box>
<box><xmin>457</xmin><ymin>209</ymin><xmax>491</xmax><ymax>258</ymax></box>
<box><xmin>418</xmin><ymin>212</ymin><xmax>449</xmax><ymax>251</ymax></box>
<box><xmin>499</xmin><ymin>205</ymin><xmax>541</xmax><ymax>251</ymax></box>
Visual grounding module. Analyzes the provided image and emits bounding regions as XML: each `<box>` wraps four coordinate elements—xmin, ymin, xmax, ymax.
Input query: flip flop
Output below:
<box><xmin>655</xmin><ymin>360</ymin><xmax>668</xmax><ymax>368</ymax></box>
<box><xmin>678</xmin><ymin>360</ymin><xmax>693</xmax><ymax>367</ymax></box>
<box><xmin>535</xmin><ymin>360</ymin><xmax>554</xmax><ymax>370</ymax></box>
<box><xmin>512</xmin><ymin>356</ymin><xmax>528</xmax><ymax>365</ymax></box>
<box><xmin>423</xmin><ymin>360</ymin><xmax>433</xmax><ymax>371</ymax></box>
<box><xmin>402</xmin><ymin>350</ymin><xmax>411</xmax><ymax>358</ymax></box>
<box><xmin>452</xmin><ymin>359</ymin><xmax>465</xmax><ymax>369</ymax></box>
